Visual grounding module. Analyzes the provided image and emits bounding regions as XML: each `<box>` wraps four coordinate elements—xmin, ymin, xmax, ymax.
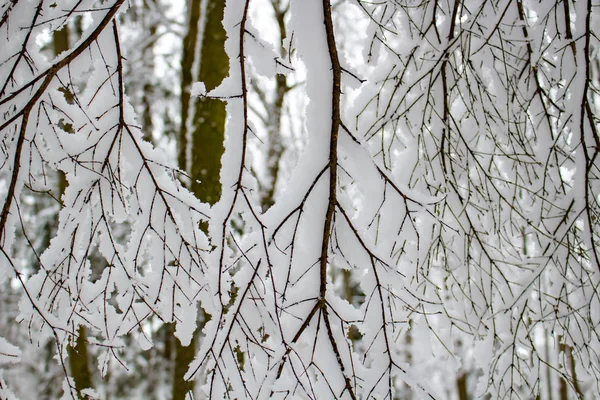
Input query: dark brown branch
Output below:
<box><xmin>318</xmin><ymin>1</ymin><xmax>357</xmax><ymax>399</ymax></box>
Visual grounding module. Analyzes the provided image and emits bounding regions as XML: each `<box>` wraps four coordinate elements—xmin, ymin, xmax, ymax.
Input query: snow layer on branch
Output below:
<box><xmin>0</xmin><ymin>337</ymin><xmax>20</xmax><ymax>365</ymax></box>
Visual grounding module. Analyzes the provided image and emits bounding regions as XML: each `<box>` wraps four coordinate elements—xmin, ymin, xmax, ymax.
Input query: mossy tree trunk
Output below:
<box><xmin>172</xmin><ymin>0</ymin><xmax>228</xmax><ymax>398</ymax></box>
<box><xmin>187</xmin><ymin>0</ymin><xmax>229</xmax><ymax>204</ymax></box>
<box><xmin>67</xmin><ymin>325</ymin><xmax>94</xmax><ymax>398</ymax></box>
<box><xmin>54</xmin><ymin>24</ymin><xmax>94</xmax><ymax>399</ymax></box>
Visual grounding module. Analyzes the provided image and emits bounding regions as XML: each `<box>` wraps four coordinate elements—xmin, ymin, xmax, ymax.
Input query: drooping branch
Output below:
<box><xmin>0</xmin><ymin>0</ymin><xmax>125</xmax><ymax>245</ymax></box>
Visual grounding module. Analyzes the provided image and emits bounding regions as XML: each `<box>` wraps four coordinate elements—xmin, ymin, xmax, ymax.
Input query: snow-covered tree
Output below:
<box><xmin>1</xmin><ymin>0</ymin><xmax>599</xmax><ymax>399</ymax></box>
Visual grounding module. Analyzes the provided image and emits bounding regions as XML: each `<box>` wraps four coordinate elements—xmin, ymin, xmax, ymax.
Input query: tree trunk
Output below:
<box><xmin>187</xmin><ymin>0</ymin><xmax>229</xmax><ymax>204</ymax></box>
<box><xmin>172</xmin><ymin>0</ymin><xmax>228</xmax><ymax>398</ymax></box>
<box><xmin>140</xmin><ymin>0</ymin><xmax>157</xmax><ymax>142</ymax></box>
<box><xmin>178</xmin><ymin>0</ymin><xmax>202</xmax><ymax>173</ymax></box>
<box><xmin>67</xmin><ymin>326</ymin><xmax>94</xmax><ymax>398</ymax></box>
<box><xmin>54</xmin><ymin>23</ymin><xmax>94</xmax><ymax>400</ymax></box>
<box><xmin>259</xmin><ymin>0</ymin><xmax>289</xmax><ymax>211</ymax></box>
<box><xmin>456</xmin><ymin>372</ymin><xmax>469</xmax><ymax>400</ymax></box>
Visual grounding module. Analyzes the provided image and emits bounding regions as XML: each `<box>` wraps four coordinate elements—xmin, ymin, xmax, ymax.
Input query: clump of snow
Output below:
<box><xmin>191</xmin><ymin>81</ymin><xmax>207</xmax><ymax>97</ymax></box>
<box><xmin>0</xmin><ymin>337</ymin><xmax>20</xmax><ymax>364</ymax></box>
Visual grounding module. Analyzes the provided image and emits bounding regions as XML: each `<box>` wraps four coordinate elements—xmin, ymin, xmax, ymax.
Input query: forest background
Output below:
<box><xmin>1</xmin><ymin>0</ymin><xmax>600</xmax><ymax>399</ymax></box>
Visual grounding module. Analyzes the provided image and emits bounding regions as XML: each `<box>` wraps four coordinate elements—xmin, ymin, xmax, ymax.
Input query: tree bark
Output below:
<box><xmin>178</xmin><ymin>0</ymin><xmax>202</xmax><ymax>173</ymax></box>
<box><xmin>172</xmin><ymin>0</ymin><xmax>228</xmax><ymax>398</ymax></box>
<box><xmin>188</xmin><ymin>0</ymin><xmax>229</xmax><ymax>204</ymax></box>
<box><xmin>54</xmin><ymin>23</ymin><xmax>94</xmax><ymax>400</ymax></box>
<box><xmin>67</xmin><ymin>326</ymin><xmax>94</xmax><ymax>398</ymax></box>
<box><xmin>456</xmin><ymin>372</ymin><xmax>469</xmax><ymax>400</ymax></box>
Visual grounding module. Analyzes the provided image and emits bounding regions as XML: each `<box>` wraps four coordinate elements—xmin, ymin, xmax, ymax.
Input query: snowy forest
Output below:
<box><xmin>1</xmin><ymin>0</ymin><xmax>600</xmax><ymax>399</ymax></box>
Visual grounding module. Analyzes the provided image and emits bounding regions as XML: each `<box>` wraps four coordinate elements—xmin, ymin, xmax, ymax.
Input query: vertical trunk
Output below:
<box><xmin>400</xmin><ymin>328</ymin><xmax>413</xmax><ymax>399</ymax></box>
<box><xmin>140</xmin><ymin>0</ymin><xmax>157</xmax><ymax>142</ymax></box>
<box><xmin>568</xmin><ymin>345</ymin><xmax>583</xmax><ymax>399</ymax></box>
<box><xmin>172</xmin><ymin>336</ymin><xmax>196</xmax><ymax>400</ymax></box>
<box><xmin>259</xmin><ymin>0</ymin><xmax>288</xmax><ymax>211</ymax></box>
<box><xmin>179</xmin><ymin>0</ymin><xmax>202</xmax><ymax>175</ymax></box>
<box><xmin>559</xmin><ymin>340</ymin><xmax>583</xmax><ymax>400</ymax></box>
<box><xmin>67</xmin><ymin>326</ymin><xmax>94</xmax><ymax>398</ymax></box>
<box><xmin>456</xmin><ymin>372</ymin><xmax>469</xmax><ymax>400</ymax></box>
<box><xmin>559</xmin><ymin>337</ymin><xmax>568</xmax><ymax>400</ymax></box>
<box><xmin>172</xmin><ymin>2</ymin><xmax>202</xmax><ymax>398</ymax></box>
<box><xmin>52</xmin><ymin>24</ymin><xmax>71</xmax><ymax>198</ymax></box>
<box><xmin>54</xmin><ymin>24</ymin><xmax>94</xmax><ymax>399</ymax></box>
<box><xmin>187</xmin><ymin>0</ymin><xmax>228</xmax><ymax>203</ymax></box>
<box><xmin>172</xmin><ymin>0</ymin><xmax>228</xmax><ymax>398</ymax></box>
<box><xmin>545</xmin><ymin>330</ymin><xmax>553</xmax><ymax>400</ymax></box>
